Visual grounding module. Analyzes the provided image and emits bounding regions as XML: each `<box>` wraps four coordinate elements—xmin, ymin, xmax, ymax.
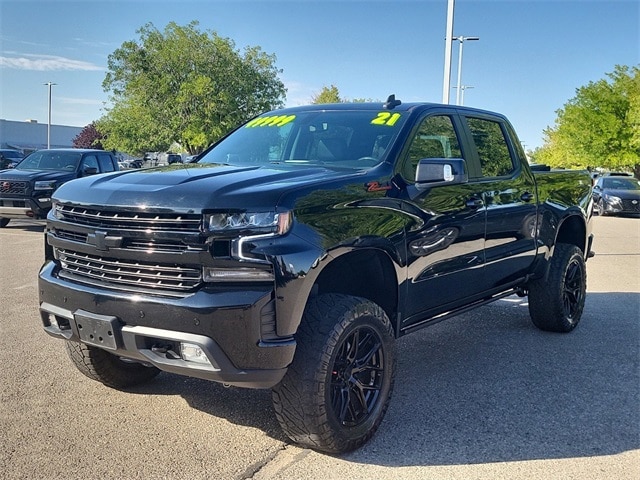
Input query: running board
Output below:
<box><xmin>400</xmin><ymin>288</ymin><xmax>520</xmax><ymax>335</ymax></box>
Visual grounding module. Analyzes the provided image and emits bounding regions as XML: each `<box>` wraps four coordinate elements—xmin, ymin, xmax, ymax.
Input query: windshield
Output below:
<box><xmin>602</xmin><ymin>177</ymin><xmax>640</xmax><ymax>190</ymax></box>
<box><xmin>197</xmin><ymin>109</ymin><xmax>407</xmax><ymax>169</ymax></box>
<box><xmin>1</xmin><ymin>150</ymin><xmax>22</xmax><ymax>159</ymax></box>
<box><xmin>17</xmin><ymin>151</ymin><xmax>82</xmax><ymax>171</ymax></box>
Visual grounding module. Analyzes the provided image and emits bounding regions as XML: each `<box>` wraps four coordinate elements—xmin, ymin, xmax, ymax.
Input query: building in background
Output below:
<box><xmin>0</xmin><ymin>119</ymin><xmax>83</xmax><ymax>154</ymax></box>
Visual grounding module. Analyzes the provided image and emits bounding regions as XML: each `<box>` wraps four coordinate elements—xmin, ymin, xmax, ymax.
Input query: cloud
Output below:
<box><xmin>0</xmin><ymin>53</ymin><xmax>103</xmax><ymax>71</ymax></box>
<box><xmin>282</xmin><ymin>79</ymin><xmax>316</xmax><ymax>107</ymax></box>
<box><xmin>58</xmin><ymin>96</ymin><xmax>104</xmax><ymax>106</ymax></box>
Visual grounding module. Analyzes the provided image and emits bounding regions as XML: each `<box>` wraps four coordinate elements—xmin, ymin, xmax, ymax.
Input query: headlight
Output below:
<box><xmin>34</xmin><ymin>180</ymin><xmax>57</xmax><ymax>190</ymax></box>
<box><xmin>603</xmin><ymin>194</ymin><xmax>622</xmax><ymax>204</ymax></box>
<box><xmin>204</xmin><ymin>211</ymin><xmax>292</xmax><ymax>234</ymax></box>
<box><xmin>51</xmin><ymin>200</ymin><xmax>64</xmax><ymax>219</ymax></box>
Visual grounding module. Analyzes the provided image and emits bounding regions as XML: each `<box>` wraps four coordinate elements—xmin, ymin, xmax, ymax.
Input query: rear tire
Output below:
<box><xmin>0</xmin><ymin>218</ymin><xmax>9</xmax><ymax>228</ymax></box>
<box><xmin>528</xmin><ymin>243</ymin><xmax>586</xmax><ymax>332</ymax></box>
<box><xmin>272</xmin><ymin>294</ymin><xmax>395</xmax><ymax>453</ymax></box>
<box><xmin>66</xmin><ymin>342</ymin><xmax>161</xmax><ymax>389</ymax></box>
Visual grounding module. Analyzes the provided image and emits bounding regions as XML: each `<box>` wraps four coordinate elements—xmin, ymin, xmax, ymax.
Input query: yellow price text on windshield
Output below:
<box><xmin>245</xmin><ymin>114</ymin><xmax>296</xmax><ymax>128</ymax></box>
<box><xmin>371</xmin><ymin>112</ymin><xmax>401</xmax><ymax>126</ymax></box>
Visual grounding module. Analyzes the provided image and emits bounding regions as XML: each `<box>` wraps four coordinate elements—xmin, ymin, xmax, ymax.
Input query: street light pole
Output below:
<box><xmin>442</xmin><ymin>0</ymin><xmax>455</xmax><ymax>104</ymax></box>
<box><xmin>454</xmin><ymin>36</ymin><xmax>479</xmax><ymax>105</ymax></box>
<box><xmin>44</xmin><ymin>82</ymin><xmax>57</xmax><ymax>149</ymax></box>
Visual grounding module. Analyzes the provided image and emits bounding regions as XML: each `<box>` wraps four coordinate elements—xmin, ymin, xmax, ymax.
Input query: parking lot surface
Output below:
<box><xmin>1</xmin><ymin>216</ymin><xmax>638</xmax><ymax>479</ymax></box>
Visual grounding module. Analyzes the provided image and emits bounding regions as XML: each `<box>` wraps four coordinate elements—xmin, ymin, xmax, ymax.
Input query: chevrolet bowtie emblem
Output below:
<box><xmin>86</xmin><ymin>231</ymin><xmax>123</xmax><ymax>251</ymax></box>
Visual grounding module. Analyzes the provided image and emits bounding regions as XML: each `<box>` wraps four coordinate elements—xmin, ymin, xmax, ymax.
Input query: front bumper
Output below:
<box><xmin>0</xmin><ymin>196</ymin><xmax>51</xmax><ymax>219</ymax></box>
<box><xmin>39</xmin><ymin>261</ymin><xmax>296</xmax><ymax>388</ymax></box>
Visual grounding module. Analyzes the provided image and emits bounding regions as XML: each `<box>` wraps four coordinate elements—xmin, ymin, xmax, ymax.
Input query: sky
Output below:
<box><xmin>0</xmin><ymin>0</ymin><xmax>638</xmax><ymax>150</ymax></box>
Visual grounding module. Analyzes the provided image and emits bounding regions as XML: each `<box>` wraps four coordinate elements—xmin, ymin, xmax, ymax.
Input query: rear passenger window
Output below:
<box><xmin>98</xmin><ymin>154</ymin><xmax>115</xmax><ymax>172</ymax></box>
<box><xmin>466</xmin><ymin>117</ymin><xmax>515</xmax><ymax>178</ymax></box>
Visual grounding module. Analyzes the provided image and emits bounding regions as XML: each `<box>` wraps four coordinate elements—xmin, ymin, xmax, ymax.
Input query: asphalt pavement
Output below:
<box><xmin>1</xmin><ymin>216</ymin><xmax>638</xmax><ymax>480</ymax></box>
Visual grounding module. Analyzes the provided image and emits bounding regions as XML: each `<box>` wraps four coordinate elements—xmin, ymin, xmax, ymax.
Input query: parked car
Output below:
<box><xmin>167</xmin><ymin>154</ymin><xmax>182</xmax><ymax>164</ymax></box>
<box><xmin>0</xmin><ymin>149</ymin><xmax>24</xmax><ymax>169</ymax></box>
<box><xmin>593</xmin><ymin>174</ymin><xmax>640</xmax><ymax>215</ymax></box>
<box><xmin>0</xmin><ymin>148</ymin><xmax>118</xmax><ymax>227</ymax></box>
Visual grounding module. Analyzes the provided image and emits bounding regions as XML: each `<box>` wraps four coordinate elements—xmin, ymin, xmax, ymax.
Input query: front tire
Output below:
<box><xmin>528</xmin><ymin>243</ymin><xmax>587</xmax><ymax>332</ymax></box>
<box><xmin>0</xmin><ymin>218</ymin><xmax>9</xmax><ymax>228</ymax></box>
<box><xmin>66</xmin><ymin>342</ymin><xmax>161</xmax><ymax>389</ymax></box>
<box><xmin>272</xmin><ymin>294</ymin><xmax>396</xmax><ymax>453</ymax></box>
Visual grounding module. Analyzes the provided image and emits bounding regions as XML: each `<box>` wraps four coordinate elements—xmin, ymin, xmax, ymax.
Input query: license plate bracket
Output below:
<box><xmin>73</xmin><ymin>310</ymin><xmax>120</xmax><ymax>351</ymax></box>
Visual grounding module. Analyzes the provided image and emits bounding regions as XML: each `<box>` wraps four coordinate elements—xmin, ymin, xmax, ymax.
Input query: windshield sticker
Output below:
<box><xmin>371</xmin><ymin>112</ymin><xmax>401</xmax><ymax>126</ymax></box>
<box><xmin>245</xmin><ymin>114</ymin><xmax>296</xmax><ymax>128</ymax></box>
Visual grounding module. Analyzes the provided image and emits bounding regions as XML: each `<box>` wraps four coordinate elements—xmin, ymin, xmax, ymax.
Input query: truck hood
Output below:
<box><xmin>52</xmin><ymin>163</ymin><xmax>363</xmax><ymax>212</ymax></box>
<box><xmin>0</xmin><ymin>168</ymin><xmax>77</xmax><ymax>184</ymax></box>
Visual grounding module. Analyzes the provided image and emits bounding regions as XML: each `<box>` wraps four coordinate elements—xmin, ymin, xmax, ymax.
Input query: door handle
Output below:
<box><xmin>466</xmin><ymin>197</ymin><xmax>484</xmax><ymax>209</ymax></box>
<box><xmin>521</xmin><ymin>192</ymin><xmax>535</xmax><ymax>202</ymax></box>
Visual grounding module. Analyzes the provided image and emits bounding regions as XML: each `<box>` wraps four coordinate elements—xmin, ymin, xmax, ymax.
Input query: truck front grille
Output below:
<box><xmin>55</xmin><ymin>205</ymin><xmax>201</xmax><ymax>232</ymax></box>
<box><xmin>55</xmin><ymin>248</ymin><xmax>202</xmax><ymax>291</ymax></box>
<box><xmin>0</xmin><ymin>180</ymin><xmax>27</xmax><ymax>195</ymax></box>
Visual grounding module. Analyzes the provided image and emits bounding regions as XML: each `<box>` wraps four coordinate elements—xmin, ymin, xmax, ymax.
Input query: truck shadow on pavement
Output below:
<box><xmin>128</xmin><ymin>292</ymin><xmax>639</xmax><ymax>466</ymax></box>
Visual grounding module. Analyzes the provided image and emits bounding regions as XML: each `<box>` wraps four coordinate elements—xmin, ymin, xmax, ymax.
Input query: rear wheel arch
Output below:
<box><xmin>554</xmin><ymin>213</ymin><xmax>587</xmax><ymax>254</ymax></box>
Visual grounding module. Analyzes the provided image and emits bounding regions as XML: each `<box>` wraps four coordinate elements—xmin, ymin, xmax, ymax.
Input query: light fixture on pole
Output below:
<box><xmin>460</xmin><ymin>85</ymin><xmax>474</xmax><ymax>105</ymax></box>
<box><xmin>44</xmin><ymin>82</ymin><xmax>57</xmax><ymax>149</ymax></box>
<box><xmin>454</xmin><ymin>36</ymin><xmax>479</xmax><ymax>106</ymax></box>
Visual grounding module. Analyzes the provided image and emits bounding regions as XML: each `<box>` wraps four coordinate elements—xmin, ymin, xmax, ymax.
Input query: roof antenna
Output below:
<box><xmin>384</xmin><ymin>94</ymin><xmax>402</xmax><ymax>109</ymax></box>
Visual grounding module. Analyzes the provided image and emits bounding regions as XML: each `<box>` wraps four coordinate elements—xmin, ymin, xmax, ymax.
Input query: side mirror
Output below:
<box><xmin>83</xmin><ymin>167</ymin><xmax>98</xmax><ymax>176</ymax></box>
<box><xmin>415</xmin><ymin>158</ymin><xmax>467</xmax><ymax>188</ymax></box>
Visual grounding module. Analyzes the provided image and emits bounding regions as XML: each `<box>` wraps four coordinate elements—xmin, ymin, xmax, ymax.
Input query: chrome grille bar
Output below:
<box><xmin>56</xmin><ymin>248</ymin><xmax>201</xmax><ymax>291</ymax></box>
<box><xmin>57</xmin><ymin>205</ymin><xmax>201</xmax><ymax>232</ymax></box>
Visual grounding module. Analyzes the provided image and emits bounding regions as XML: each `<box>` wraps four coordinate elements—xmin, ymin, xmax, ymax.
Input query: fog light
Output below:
<box><xmin>180</xmin><ymin>342</ymin><xmax>212</xmax><ymax>366</ymax></box>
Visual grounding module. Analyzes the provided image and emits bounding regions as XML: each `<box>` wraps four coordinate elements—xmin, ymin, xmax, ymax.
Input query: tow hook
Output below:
<box><xmin>151</xmin><ymin>344</ymin><xmax>181</xmax><ymax>360</ymax></box>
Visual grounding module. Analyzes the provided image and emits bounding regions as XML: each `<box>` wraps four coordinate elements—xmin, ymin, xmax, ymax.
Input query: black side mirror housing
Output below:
<box><xmin>83</xmin><ymin>167</ymin><xmax>99</xmax><ymax>176</ymax></box>
<box><xmin>415</xmin><ymin>158</ymin><xmax>467</xmax><ymax>189</ymax></box>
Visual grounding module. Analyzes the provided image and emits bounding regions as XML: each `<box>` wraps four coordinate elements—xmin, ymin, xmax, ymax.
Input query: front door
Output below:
<box><xmin>397</xmin><ymin>113</ymin><xmax>487</xmax><ymax>329</ymax></box>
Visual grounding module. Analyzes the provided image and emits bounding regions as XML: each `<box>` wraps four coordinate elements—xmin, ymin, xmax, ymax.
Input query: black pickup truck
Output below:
<box><xmin>0</xmin><ymin>148</ymin><xmax>118</xmax><ymax>227</ymax></box>
<box><xmin>39</xmin><ymin>98</ymin><xmax>593</xmax><ymax>453</ymax></box>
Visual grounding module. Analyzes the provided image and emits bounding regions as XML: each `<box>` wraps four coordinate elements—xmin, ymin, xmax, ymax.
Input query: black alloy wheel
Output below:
<box><xmin>330</xmin><ymin>324</ymin><xmax>386</xmax><ymax>428</ymax></box>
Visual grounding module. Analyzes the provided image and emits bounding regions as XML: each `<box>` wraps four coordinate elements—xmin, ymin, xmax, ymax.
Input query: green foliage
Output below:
<box><xmin>312</xmin><ymin>85</ymin><xmax>342</xmax><ymax>104</ymax></box>
<box><xmin>99</xmin><ymin>21</ymin><xmax>286</xmax><ymax>155</ymax></box>
<box><xmin>536</xmin><ymin>65</ymin><xmax>640</xmax><ymax>177</ymax></box>
<box><xmin>310</xmin><ymin>85</ymin><xmax>381</xmax><ymax>105</ymax></box>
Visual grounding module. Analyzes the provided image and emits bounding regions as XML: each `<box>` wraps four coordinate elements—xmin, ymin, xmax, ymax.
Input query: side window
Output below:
<box><xmin>81</xmin><ymin>155</ymin><xmax>99</xmax><ymax>172</ymax></box>
<box><xmin>466</xmin><ymin>117</ymin><xmax>515</xmax><ymax>178</ymax></box>
<box><xmin>98</xmin><ymin>154</ymin><xmax>115</xmax><ymax>172</ymax></box>
<box><xmin>402</xmin><ymin>115</ymin><xmax>462</xmax><ymax>181</ymax></box>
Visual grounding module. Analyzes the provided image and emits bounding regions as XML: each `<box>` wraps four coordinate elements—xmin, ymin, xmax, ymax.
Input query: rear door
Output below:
<box><xmin>459</xmin><ymin>114</ymin><xmax>538</xmax><ymax>289</ymax></box>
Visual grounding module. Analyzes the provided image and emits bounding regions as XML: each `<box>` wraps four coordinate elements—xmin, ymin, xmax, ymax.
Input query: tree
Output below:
<box><xmin>534</xmin><ymin>65</ymin><xmax>640</xmax><ymax>177</ymax></box>
<box><xmin>98</xmin><ymin>21</ymin><xmax>286</xmax><ymax>155</ymax></box>
<box><xmin>73</xmin><ymin>122</ymin><xmax>105</xmax><ymax>149</ymax></box>
<box><xmin>311</xmin><ymin>85</ymin><xmax>342</xmax><ymax>104</ymax></box>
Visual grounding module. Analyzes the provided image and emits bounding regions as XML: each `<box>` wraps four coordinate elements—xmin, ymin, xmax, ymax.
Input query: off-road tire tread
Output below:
<box><xmin>528</xmin><ymin>243</ymin><xmax>586</xmax><ymax>332</ymax></box>
<box><xmin>66</xmin><ymin>341</ymin><xmax>160</xmax><ymax>389</ymax></box>
<box><xmin>272</xmin><ymin>293</ymin><xmax>395</xmax><ymax>453</ymax></box>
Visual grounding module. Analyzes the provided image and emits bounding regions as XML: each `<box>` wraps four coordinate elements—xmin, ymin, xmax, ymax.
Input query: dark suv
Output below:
<box><xmin>0</xmin><ymin>149</ymin><xmax>24</xmax><ymax>169</ymax></box>
<box><xmin>0</xmin><ymin>148</ymin><xmax>118</xmax><ymax>227</ymax></box>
